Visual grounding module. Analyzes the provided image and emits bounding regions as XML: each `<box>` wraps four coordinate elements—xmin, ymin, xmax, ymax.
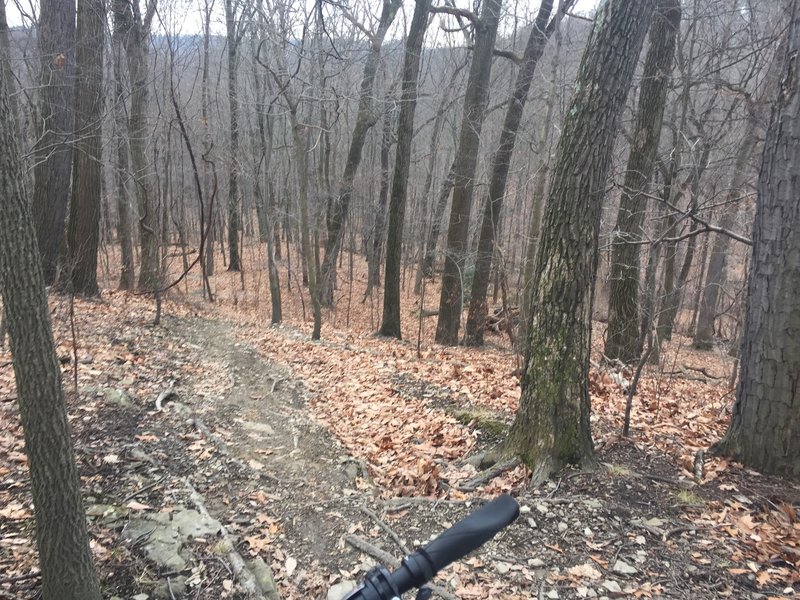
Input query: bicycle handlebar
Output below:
<box><xmin>343</xmin><ymin>494</ymin><xmax>520</xmax><ymax>600</ymax></box>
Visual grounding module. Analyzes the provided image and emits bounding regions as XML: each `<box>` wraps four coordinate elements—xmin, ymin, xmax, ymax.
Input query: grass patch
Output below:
<box><xmin>673</xmin><ymin>489</ymin><xmax>705</xmax><ymax>507</ymax></box>
<box><xmin>454</xmin><ymin>410</ymin><xmax>508</xmax><ymax>437</ymax></box>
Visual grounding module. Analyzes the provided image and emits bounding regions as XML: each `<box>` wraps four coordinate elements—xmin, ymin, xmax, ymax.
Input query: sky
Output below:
<box><xmin>4</xmin><ymin>0</ymin><xmax>602</xmax><ymax>32</ymax></box>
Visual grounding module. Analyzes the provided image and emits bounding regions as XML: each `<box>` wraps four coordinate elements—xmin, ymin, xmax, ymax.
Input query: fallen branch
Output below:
<box><xmin>185</xmin><ymin>480</ymin><xmax>279</xmax><ymax>600</ymax></box>
<box><xmin>344</xmin><ymin>535</ymin><xmax>459</xmax><ymax>600</ymax></box>
<box><xmin>457</xmin><ymin>457</ymin><xmax>521</xmax><ymax>491</ymax></box>
<box><xmin>359</xmin><ymin>505</ymin><xmax>410</xmax><ymax>554</ymax></box>
<box><xmin>383</xmin><ymin>496</ymin><xmax>488</xmax><ymax>512</ymax></box>
<box><xmin>0</xmin><ymin>571</ymin><xmax>41</xmax><ymax>585</ymax></box>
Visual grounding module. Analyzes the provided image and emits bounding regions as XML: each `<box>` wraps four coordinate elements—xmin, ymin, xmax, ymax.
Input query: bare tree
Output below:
<box><xmin>31</xmin><ymin>0</ymin><xmax>76</xmax><ymax>284</ymax></box>
<box><xmin>486</xmin><ymin>0</ymin><xmax>656</xmax><ymax>481</ymax></box>
<box><xmin>0</xmin><ymin>33</ymin><xmax>102</xmax><ymax>600</ymax></box>
<box><xmin>464</xmin><ymin>0</ymin><xmax>572</xmax><ymax>346</ymax></box>
<box><xmin>379</xmin><ymin>0</ymin><xmax>431</xmax><ymax>338</ymax></box>
<box><xmin>714</xmin><ymin>1</ymin><xmax>800</xmax><ymax>479</ymax></box>
<box><xmin>434</xmin><ymin>0</ymin><xmax>503</xmax><ymax>346</ymax></box>
<box><xmin>65</xmin><ymin>0</ymin><xmax>105</xmax><ymax>295</ymax></box>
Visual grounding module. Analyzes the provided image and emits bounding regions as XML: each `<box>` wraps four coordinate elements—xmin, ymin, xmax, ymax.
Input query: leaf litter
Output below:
<box><xmin>0</xmin><ymin>251</ymin><xmax>797</xmax><ymax>599</ymax></box>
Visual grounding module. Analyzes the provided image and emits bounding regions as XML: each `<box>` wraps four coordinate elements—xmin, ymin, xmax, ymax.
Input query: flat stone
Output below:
<box><xmin>240</xmin><ymin>420</ymin><xmax>275</xmax><ymax>435</ymax></box>
<box><xmin>327</xmin><ymin>580</ymin><xmax>357</xmax><ymax>600</ymax></box>
<box><xmin>612</xmin><ymin>560</ymin><xmax>638</xmax><ymax>575</ymax></box>
<box><xmin>602</xmin><ymin>580</ymin><xmax>622</xmax><ymax>593</ymax></box>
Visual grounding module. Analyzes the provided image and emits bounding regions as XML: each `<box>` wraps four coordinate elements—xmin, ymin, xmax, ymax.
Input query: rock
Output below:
<box><xmin>584</xmin><ymin>527</ymin><xmax>594</xmax><ymax>538</ymax></box>
<box><xmin>527</xmin><ymin>517</ymin><xmax>538</xmax><ymax>529</ymax></box>
<box><xmin>584</xmin><ymin>499</ymin><xmax>602</xmax><ymax>511</ymax></box>
<box><xmin>528</xmin><ymin>558</ymin><xmax>546</xmax><ymax>568</ymax></box>
<box><xmin>612</xmin><ymin>560</ymin><xmax>638</xmax><ymax>575</ymax></box>
<box><xmin>557</xmin><ymin>521</ymin><xmax>568</xmax><ymax>533</ymax></box>
<box><xmin>644</xmin><ymin>517</ymin><xmax>664</xmax><ymax>528</ymax></box>
<box><xmin>536</xmin><ymin>503</ymin><xmax>550</xmax><ymax>515</ymax></box>
<box><xmin>133</xmin><ymin>595</ymin><xmax>149</xmax><ymax>600</ymax></box>
<box><xmin>240</xmin><ymin>420</ymin><xmax>275</xmax><ymax>435</ymax></box>
<box><xmin>495</xmin><ymin>562</ymin><xmax>511</xmax><ymax>574</ymax></box>
<box><xmin>519</xmin><ymin>505</ymin><xmax>531</xmax><ymax>514</ymax></box>
<box><xmin>101</xmin><ymin>388</ymin><xmax>135</xmax><ymax>410</ymax></box>
<box><xmin>327</xmin><ymin>581</ymin><xmax>357</xmax><ymax>600</ymax></box>
<box><xmin>546</xmin><ymin>590</ymin><xmax>559</xmax><ymax>599</ymax></box>
<box><xmin>80</xmin><ymin>354</ymin><xmax>94</xmax><ymax>364</ymax></box>
<box><xmin>601</xmin><ymin>580</ymin><xmax>622</xmax><ymax>594</ymax></box>
<box><xmin>250</xmin><ymin>557</ymin><xmax>282</xmax><ymax>600</ymax></box>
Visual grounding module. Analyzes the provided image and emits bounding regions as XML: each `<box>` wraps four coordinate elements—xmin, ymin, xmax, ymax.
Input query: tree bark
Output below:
<box><xmin>379</xmin><ymin>0</ymin><xmax>430</xmax><ymax>339</ymax></box>
<box><xmin>603</xmin><ymin>0</ymin><xmax>681</xmax><ymax>362</ymax></box>
<box><xmin>225</xmin><ymin>0</ymin><xmax>242</xmax><ymax>272</ymax></box>
<box><xmin>714</xmin><ymin>5</ymin><xmax>800</xmax><ymax>479</ymax></box>
<box><xmin>116</xmin><ymin>0</ymin><xmax>159</xmax><ymax>291</ymax></box>
<box><xmin>435</xmin><ymin>0</ymin><xmax>503</xmax><ymax>345</ymax></box>
<box><xmin>66</xmin><ymin>0</ymin><xmax>104</xmax><ymax>295</ymax></box>
<box><xmin>31</xmin><ymin>0</ymin><xmax>76</xmax><ymax>285</ymax></box>
<box><xmin>0</xmin><ymin>42</ymin><xmax>103</xmax><ymax>600</ymax></box>
<box><xmin>367</xmin><ymin>95</ymin><xmax>395</xmax><ymax>295</ymax></box>
<box><xmin>492</xmin><ymin>0</ymin><xmax>655</xmax><ymax>480</ymax></box>
<box><xmin>464</xmin><ymin>0</ymin><xmax>563</xmax><ymax>346</ymax></box>
<box><xmin>318</xmin><ymin>0</ymin><xmax>402</xmax><ymax>306</ymax></box>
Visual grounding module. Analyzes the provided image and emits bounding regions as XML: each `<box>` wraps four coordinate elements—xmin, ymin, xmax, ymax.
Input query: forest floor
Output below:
<box><xmin>1</xmin><ymin>251</ymin><xmax>799</xmax><ymax>599</ymax></box>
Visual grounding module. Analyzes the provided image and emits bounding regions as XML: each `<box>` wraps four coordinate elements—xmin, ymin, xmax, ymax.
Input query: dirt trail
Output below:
<box><xmin>178</xmin><ymin>318</ymin><xmax>370</xmax><ymax>574</ymax></box>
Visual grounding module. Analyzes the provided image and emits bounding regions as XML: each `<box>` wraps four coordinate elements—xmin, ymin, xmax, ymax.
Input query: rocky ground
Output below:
<box><xmin>1</xmin><ymin>291</ymin><xmax>798</xmax><ymax>599</ymax></box>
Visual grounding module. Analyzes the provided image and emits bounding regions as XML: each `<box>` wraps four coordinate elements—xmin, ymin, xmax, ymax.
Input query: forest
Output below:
<box><xmin>0</xmin><ymin>0</ymin><xmax>798</xmax><ymax>598</ymax></box>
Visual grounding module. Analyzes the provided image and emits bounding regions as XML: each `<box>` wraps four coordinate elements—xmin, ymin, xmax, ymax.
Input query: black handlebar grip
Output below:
<box><xmin>420</xmin><ymin>494</ymin><xmax>519</xmax><ymax>574</ymax></box>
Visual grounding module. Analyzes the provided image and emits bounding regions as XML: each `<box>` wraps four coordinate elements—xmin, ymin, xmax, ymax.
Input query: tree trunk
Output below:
<box><xmin>694</xmin><ymin>128</ymin><xmax>768</xmax><ymax>349</ymax></box>
<box><xmin>491</xmin><ymin>0</ymin><xmax>655</xmax><ymax>481</ymax></box>
<box><xmin>225</xmin><ymin>0</ymin><xmax>242</xmax><ymax>272</ymax></box>
<box><xmin>318</xmin><ymin>0</ymin><xmax>401</xmax><ymax>306</ymax></box>
<box><xmin>714</xmin><ymin>5</ymin><xmax>800</xmax><ymax>479</ymax></box>
<box><xmin>367</xmin><ymin>95</ymin><xmax>395</xmax><ymax>295</ymax></box>
<box><xmin>0</xmin><ymin>43</ymin><xmax>103</xmax><ymax>600</ymax></box>
<box><xmin>378</xmin><ymin>0</ymin><xmax>430</xmax><ymax>339</ymax></box>
<box><xmin>604</xmin><ymin>0</ymin><xmax>680</xmax><ymax>362</ymax></box>
<box><xmin>421</xmin><ymin>157</ymin><xmax>456</xmax><ymax>278</ymax></box>
<box><xmin>464</xmin><ymin>0</ymin><xmax>562</xmax><ymax>346</ymax></box>
<box><xmin>521</xmin><ymin>23</ymin><xmax>563</xmax><ymax>324</ymax></box>
<box><xmin>31</xmin><ymin>0</ymin><xmax>76</xmax><ymax>285</ymax></box>
<box><xmin>66</xmin><ymin>0</ymin><xmax>104</xmax><ymax>295</ymax></box>
<box><xmin>116</xmin><ymin>0</ymin><xmax>159</xmax><ymax>291</ymax></box>
<box><xmin>111</xmin><ymin>2</ymin><xmax>135</xmax><ymax>290</ymax></box>
<box><xmin>435</xmin><ymin>0</ymin><xmax>503</xmax><ymax>346</ymax></box>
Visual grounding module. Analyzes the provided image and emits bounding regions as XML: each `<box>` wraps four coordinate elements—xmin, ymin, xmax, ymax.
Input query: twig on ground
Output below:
<box><xmin>123</xmin><ymin>476</ymin><xmax>166</xmax><ymax>503</ymax></box>
<box><xmin>359</xmin><ymin>505</ymin><xmax>410</xmax><ymax>554</ymax></box>
<box><xmin>0</xmin><ymin>571</ymin><xmax>41</xmax><ymax>585</ymax></box>
<box><xmin>457</xmin><ymin>457</ymin><xmax>521</xmax><ymax>492</ymax></box>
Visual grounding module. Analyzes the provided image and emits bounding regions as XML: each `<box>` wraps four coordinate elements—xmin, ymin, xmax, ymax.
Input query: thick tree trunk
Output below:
<box><xmin>31</xmin><ymin>0</ymin><xmax>76</xmax><ymax>285</ymax></box>
<box><xmin>521</xmin><ymin>24</ymin><xmax>563</xmax><ymax>324</ymax></box>
<box><xmin>0</xmin><ymin>44</ymin><xmax>102</xmax><ymax>600</ymax></box>
<box><xmin>318</xmin><ymin>0</ymin><xmax>401</xmax><ymax>306</ymax></box>
<box><xmin>66</xmin><ymin>0</ymin><xmax>104</xmax><ymax>295</ymax></box>
<box><xmin>379</xmin><ymin>0</ymin><xmax>430</xmax><ymax>339</ymax></box>
<box><xmin>492</xmin><ymin>0</ymin><xmax>655</xmax><ymax>480</ymax></box>
<box><xmin>715</xmin><ymin>6</ymin><xmax>800</xmax><ymax>479</ymax></box>
<box><xmin>435</xmin><ymin>0</ymin><xmax>503</xmax><ymax>346</ymax></box>
<box><xmin>604</xmin><ymin>0</ymin><xmax>680</xmax><ymax>362</ymax></box>
<box><xmin>464</xmin><ymin>0</ymin><xmax>561</xmax><ymax>346</ymax></box>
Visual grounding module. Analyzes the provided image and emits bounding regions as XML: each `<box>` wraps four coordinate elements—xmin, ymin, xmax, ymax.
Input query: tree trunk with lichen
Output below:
<box><xmin>488</xmin><ymin>0</ymin><xmax>656</xmax><ymax>481</ymax></box>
